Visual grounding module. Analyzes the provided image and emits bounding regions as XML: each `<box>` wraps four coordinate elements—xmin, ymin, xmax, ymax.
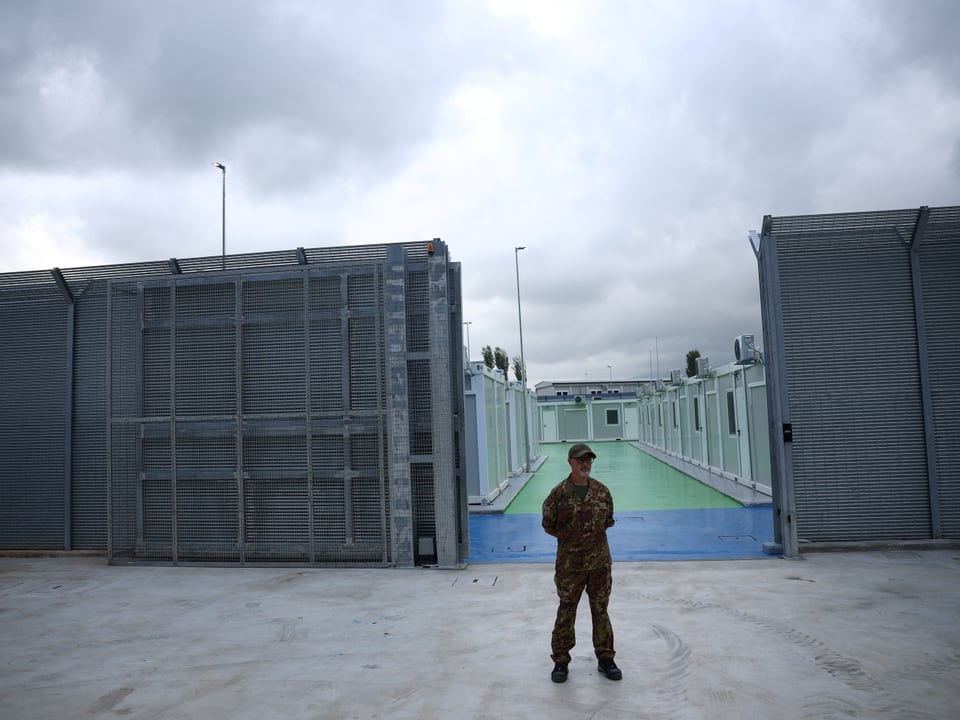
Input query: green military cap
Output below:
<box><xmin>567</xmin><ymin>443</ymin><xmax>596</xmax><ymax>460</ymax></box>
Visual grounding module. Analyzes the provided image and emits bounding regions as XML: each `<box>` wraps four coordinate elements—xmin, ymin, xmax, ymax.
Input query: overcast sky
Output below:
<box><xmin>2</xmin><ymin>0</ymin><xmax>958</xmax><ymax>386</ymax></box>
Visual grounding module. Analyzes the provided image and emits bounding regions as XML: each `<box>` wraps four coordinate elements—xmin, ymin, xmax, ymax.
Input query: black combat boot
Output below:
<box><xmin>551</xmin><ymin>662</ymin><xmax>569</xmax><ymax>683</ymax></box>
<box><xmin>598</xmin><ymin>658</ymin><xmax>622</xmax><ymax>681</ymax></box>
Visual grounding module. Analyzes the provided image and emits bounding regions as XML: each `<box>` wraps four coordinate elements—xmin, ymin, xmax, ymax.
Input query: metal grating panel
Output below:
<box><xmin>427</xmin><ymin>247</ymin><xmax>458</xmax><ymax>567</ymax></box>
<box><xmin>446</xmin><ymin>261</ymin><xmax>469</xmax><ymax>562</ymax></box>
<box><xmin>71</xmin><ymin>281</ymin><xmax>109</xmax><ymax>549</ymax></box>
<box><xmin>0</xmin><ymin>239</ymin><xmax>461</xmax><ymax>563</ymax></box>
<box><xmin>405</xmin><ymin>268</ymin><xmax>430</xmax><ymax>354</ymax></box>
<box><xmin>310</xmin><ymin>271</ymin><xmax>345</xmax><ymax>412</ymax></box>
<box><xmin>0</xmin><ymin>298</ymin><xmax>67</xmax><ymax>548</ymax></box>
<box><xmin>108</xmin><ymin>269</ymin><xmax>387</xmax><ymax>565</ymax></box>
<box><xmin>103</xmin><ymin>240</ymin><xmax>461</xmax><ymax>567</ymax></box>
<box><xmin>920</xmin><ymin>208</ymin><xmax>960</xmax><ymax>537</ymax></box>
<box><xmin>763</xmin><ymin>207</ymin><xmax>960</xmax><ymax>544</ymax></box>
<box><xmin>776</xmin><ymin>214</ymin><xmax>930</xmax><ymax>541</ymax></box>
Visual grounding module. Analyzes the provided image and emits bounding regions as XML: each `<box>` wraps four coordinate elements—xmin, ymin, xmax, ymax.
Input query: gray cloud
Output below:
<box><xmin>0</xmin><ymin>0</ymin><xmax>481</xmax><ymax>183</ymax></box>
<box><xmin>1</xmin><ymin>0</ymin><xmax>957</xmax><ymax>385</ymax></box>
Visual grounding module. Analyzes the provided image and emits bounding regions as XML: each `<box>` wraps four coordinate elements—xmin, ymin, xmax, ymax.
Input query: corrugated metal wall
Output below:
<box><xmin>919</xmin><ymin>207</ymin><xmax>960</xmax><ymax>537</ymax></box>
<box><xmin>0</xmin><ymin>273</ymin><xmax>68</xmax><ymax>548</ymax></box>
<box><xmin>71</xmin><ymin>280</ymin><xmax>109</xmax><ymax>549</ymax></box>
<box><xmin>758</xmin><ymin>206</ymin><xmax>959</xmax><ymax>545</ymax></box>
<box><xmin>0</xmin><ymin>242</ymin><xmax>465</xmax><ymax>567</ymax></box>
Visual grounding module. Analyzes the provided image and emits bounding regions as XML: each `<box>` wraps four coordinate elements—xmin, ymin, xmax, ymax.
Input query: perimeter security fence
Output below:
<box><xmin>755</xmin><ymin>206</ymin><xmax>960</xmax><ymax>556</ymax></box>
<box><xmin>0</xmin><ymin>240</ymin><xmax>467</xmax><ymax>568</ymax></box>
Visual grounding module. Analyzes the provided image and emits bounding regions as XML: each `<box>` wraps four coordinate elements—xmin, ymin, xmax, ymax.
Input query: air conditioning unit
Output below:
<box><xmin>669</xmin><ymin>369</ymin><xmax>682</xmax><ymax>385</ymax></box>
<box><xmin>696</xmin><ymin>356</ymin><xmax>711</xmax><ymax>377</ymax></box>
<box><xmin>734</xmin><ymin>334</ymin><xmax>756</xmax><ymax>364</ymax></box>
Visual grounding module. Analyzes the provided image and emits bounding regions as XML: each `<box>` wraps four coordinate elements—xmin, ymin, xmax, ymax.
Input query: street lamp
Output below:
<box><xmin>515</xmin><ymin>246</ymin><xmax>530</xmax><ymax>473</ymax></box>
<box><xmin>607</xmin><ymin>365</ymin><xmax>613</xmax><ymax>382</ymax></box>
<box><xmin>463</xmin><ymin>321</ymin><xmax>473</xmax><ymax>360</ymax></box>
<box><xmin>212</xmin><ymin>162</ymin><xmax>226</xmax><ymax>269</ymax></box>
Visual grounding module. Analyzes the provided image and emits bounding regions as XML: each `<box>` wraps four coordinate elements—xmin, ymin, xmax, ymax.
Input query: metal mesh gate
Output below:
<box><xmin>757</xmin><ymin>206</ymin><xmax>960</xmax><ymax>549</ymax></box>
<box><xmin>107</xmin><ymin>241</ymin><xmax>463</xmax><ymax>567</ymax></box>
<box><xmin>918</xmin><ymin>207</ymin><xmax>960</xmax><ymax>538</ymax></box>
<box><xmin>0</xmin><ymin>279</ymin><xmax>68</xmax><ymax>549</ymax></box>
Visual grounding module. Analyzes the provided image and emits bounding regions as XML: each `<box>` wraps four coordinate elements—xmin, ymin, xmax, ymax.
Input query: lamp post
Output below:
<box><xmin>212</xmin><ymin>162</ymin><xmax>226</xmax><ymax>269</ymax></box>
<box><xmin>656</xmin><ymin>335</ymin><xmax>660</xmax><ymax>379</ymax></box>
<box><xmin>464</xmin><ymin>321</ymin><xmax>472</xmax><ymax>360</ymax></box>
<box><xmin>514</xmin><ymin>246</ymin><xmax>530</xmax><ymax>473</ymax></box>
<box><xmin>607</xmin><ymin>365</ymin><xmax>613</xmax><ymax>382</ymax></box>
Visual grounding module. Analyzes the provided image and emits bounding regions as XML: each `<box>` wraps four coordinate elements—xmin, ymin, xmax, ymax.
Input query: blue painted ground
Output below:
<box><xmin>468</xmin><ymin>506</ymin><xmax>776</xmax><ymax>563</ymax></box>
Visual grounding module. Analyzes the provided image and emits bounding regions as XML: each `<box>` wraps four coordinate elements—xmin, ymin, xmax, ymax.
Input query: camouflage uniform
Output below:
<box><xmin>542</xmin><ymin>473</ymin><xmax>616</xmax><ymax>663</ymax></box>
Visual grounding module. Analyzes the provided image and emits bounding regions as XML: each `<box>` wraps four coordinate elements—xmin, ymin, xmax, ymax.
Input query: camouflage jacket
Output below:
<box><xmin>542</xmin><ymin>475</ymin><xmax>615</xmax><ymax>570</ymax></box>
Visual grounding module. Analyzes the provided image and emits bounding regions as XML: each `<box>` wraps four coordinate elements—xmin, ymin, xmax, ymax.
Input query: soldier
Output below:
<box><xmin>542</xmin><ymin>443</ymin><xmax>621</xmax><ymax>683</ymax></box>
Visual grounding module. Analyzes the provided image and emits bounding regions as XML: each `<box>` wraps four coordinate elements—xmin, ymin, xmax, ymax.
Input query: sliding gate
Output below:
<box><xmin>107</xmin><ymin>242</ymin><xmax>463</xmax><ymax>567</ymax></box>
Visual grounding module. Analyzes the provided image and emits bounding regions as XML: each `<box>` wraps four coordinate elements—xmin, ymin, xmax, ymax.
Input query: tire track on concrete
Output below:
<box><xmin>896</xmin><ymin>652</ymin><xmax>960</xmax><ymax>681</ymax></box>
<box><xmin>865</xmin><ymin>652</ymin><xmax>960</xmax><ymax>720</ymax></box>
<box><xmin>648</xmin><ymin>623</ymin><xmax>692</xmax><ymax>718</ymax></box>
<box><xmin>639</xmin><ymin>593</ymin><xmax>879</xmax><ymax>693</ymax></box>
<box><xmin>799</xmin><ymin>695</ymin><xmax>863</xmax><ymax>719</ymax></box>
<box><xmin>636</xmin><ymin>592</ymin><xmax>944</xmax><ymax>719</ymax></box>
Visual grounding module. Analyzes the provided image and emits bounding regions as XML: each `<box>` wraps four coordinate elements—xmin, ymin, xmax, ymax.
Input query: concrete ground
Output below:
<box><xmin>2</xmin><ymin>551</ymin><xmax>959</xmax><ymax>719</ymax></box>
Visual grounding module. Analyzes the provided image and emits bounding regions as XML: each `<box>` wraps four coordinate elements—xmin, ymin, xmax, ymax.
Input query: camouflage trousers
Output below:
<box><xmin>550</xmin><ymin>564</ymin><xmax>615</xmax><ymax>663</ymax></box>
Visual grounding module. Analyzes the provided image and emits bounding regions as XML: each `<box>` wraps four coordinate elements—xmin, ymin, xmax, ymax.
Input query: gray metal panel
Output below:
<box><xmin>427</xmin><ymin>245</ymin><xmax>457</xmax><ymax>568</ymax></box>
<box><xmin>2</xmin><ymin>239</ymin><xmax>463</xmax><ymax>562</ymax></box>
<box><xmin>0</xmin><ymin>297</ymin><xmax>67</xmax><ymax>548</ymax></box>
<box><xmin>769</xmin><ymin>209</ymin><xmax>933</xmax><ymax>542</ymax></box>
<box><xmin>405</xmin><ymin>263</ymin><xmax>435</xmax><ymax>564</ymax></box>
<box><xmin>385</xmin><ymin>245</ymin><xmax>413</xmax><ymax>566</ymax></box>
<box><xmin>446</xmin><ymin>262</ymin><xmax>469</xmax><ymax>563</ymax></box>
<box><xmin>106</xmin><ymin>247</ymin><xmax>440</xmax><ymax>566</ymax></box>
<box><xmin>755</xmin><ymin>227</ymin><xmax>798</xmax><ymax>554</ymax></box>
<box><xmin>920</xmin><ymin>207</ymin><xmax>960</xmax><ymax>537</ymax></box>
<box><xmin>107</xmin><ymin>267</ymin><xmax>393</xmax><ymax>566</ymax></box>
<box><xmin>71</xmin><ymin>280</ymin><xmax>109</xmax><ymax>548</ymax></box>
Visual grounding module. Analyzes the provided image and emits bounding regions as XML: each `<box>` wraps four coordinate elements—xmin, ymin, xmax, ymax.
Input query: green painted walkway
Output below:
<box><xmin>505</xmin><ymin>441</ymin><xmax>741</xmax><ymax>514</ymax></box>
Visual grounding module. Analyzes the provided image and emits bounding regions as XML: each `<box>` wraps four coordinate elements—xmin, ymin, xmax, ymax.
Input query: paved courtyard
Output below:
<box><xmin>2</xmin><ymin>549</ymin><xmax>958</xmax><ymax>719</ymax></box>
